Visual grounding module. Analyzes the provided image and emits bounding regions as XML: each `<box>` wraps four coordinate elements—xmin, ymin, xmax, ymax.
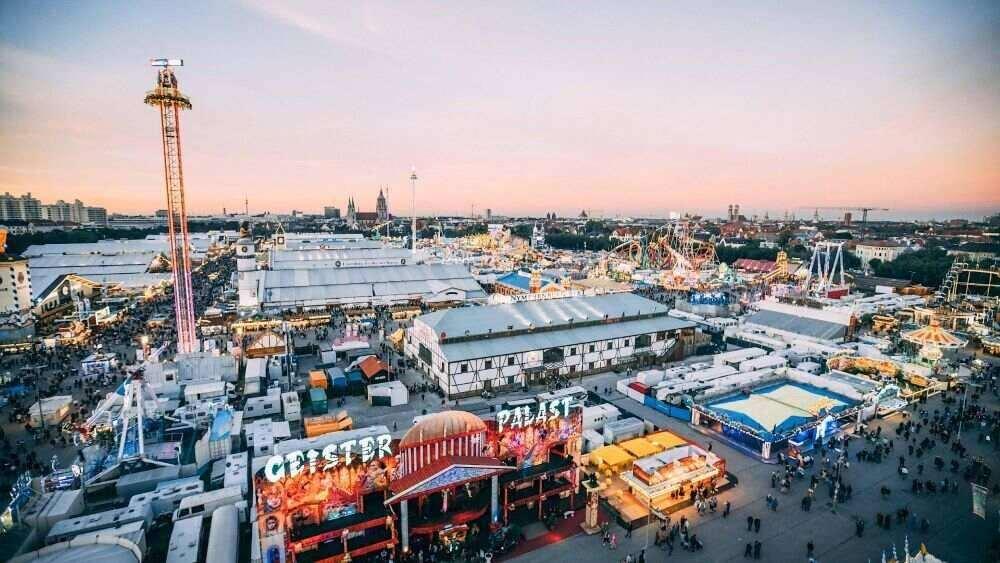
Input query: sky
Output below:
<box><xmin>1</xmin><ymin>1</ymin><xmax>998</xmax><ymax>220</ymax></box>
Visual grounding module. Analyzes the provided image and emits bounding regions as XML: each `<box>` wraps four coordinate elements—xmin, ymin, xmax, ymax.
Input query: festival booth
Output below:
<box><xmin>585</xmin><ymin>430</ymin><xmax>725</xmax><ymax>524</ymax></box>
<box><xmin>80</xmin><ymin>353</ymin><xmax>118</xmax><ymax>377</ymax></box>
<box><xmin>691</xmin><ymin>369</ymin><xmax>870</xmax><ymax>460</ymax></box>
<box><xmin>357</xmin><ymin>356</ymin><xmax>389</xmax><ymax>385</ymax></box>
<box><xmin>825</xmin><ymin>355</ymin><xmax>945</xmax><ymax>403</ymax></box>
<box><xmin>245</xmin><ymin>331</ymin><xmax>288</xmax><ymax>359</ymax></box>
<box><xmin>621</xmin><ymin>443</ymin><xmax>725</xmax><ymax>511</ymax></box>
<box><xmin>253</xmin><ymin>402</ymin><xmax>584</xmax><ymax>562</ymax></box>
<box><xmin>386</xmin><ymin>400</ymin><xmax>583</xmax><ymax>556</ymax></box>
<box><xmin>253</xmin><ymin>426</ymin><xmax>399</xmax><ymax>563</ymax></box>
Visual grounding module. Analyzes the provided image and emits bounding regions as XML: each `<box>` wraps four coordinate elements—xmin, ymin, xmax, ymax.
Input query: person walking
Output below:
<box><xmin>753</xmin><ymin>540</ymin><xmax>762</xmax><ymax>560</ymax></box>
<box><xmin>807</xmin><ymin>540</ymin><xmax>815</xmax><ymax>558</ymax></box>
<box><xmin>747</xmin><ymin>515</ymin><xmax>754</xmax><ymax>531</ymax></box>
<box><xmin>723</xmin><ymin>500</ymin><xmax>731</xmax><ymax>517</ymax></box>
<box><xmin>754</xmin><ymin>517</ymin><xmax>761</xmax><ymax>533</ymax></box>
<box><xmin>625</xmin><ymin>523</ymin><xmax>632</xmax><ymax>538</ymax></box>
<box><xmin>744</xmin><ymin>542</ymin><xmax>753</xmax><ymax>558</ymax></box>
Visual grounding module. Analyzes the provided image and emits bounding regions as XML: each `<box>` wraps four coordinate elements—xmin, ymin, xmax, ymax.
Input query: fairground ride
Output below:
<box><xmin>611</xmin><ymin>222</ymin><xmax>717</xmax><ymax>286</ymax></box>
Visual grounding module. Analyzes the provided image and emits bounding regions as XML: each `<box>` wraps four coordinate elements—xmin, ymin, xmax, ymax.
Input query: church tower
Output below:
<box><xmin>346</xmin><ymin>197</ymin><xmax>357</xmax><ymax>227</ymax></box>
<box><xmin>376</xmin><ymin>188</ymin><xmax>388</xmax><ymax>222</ymax></box>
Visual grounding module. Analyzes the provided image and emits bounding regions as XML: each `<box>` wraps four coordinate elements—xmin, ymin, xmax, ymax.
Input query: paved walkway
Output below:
<box><xmin>511</xmin><ymin>388</ymin><xmax>998</xmax><ymax>563</ymax></box>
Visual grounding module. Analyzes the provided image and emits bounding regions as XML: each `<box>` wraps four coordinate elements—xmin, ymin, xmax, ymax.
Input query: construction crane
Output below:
<box><xmin>802</xmin><ymin>206</ymin><xmax>889</xmax><ymax>240</ymax></box>
<box><xmin>145</xmin><ymin>59</ymin><xmax>198</xmax><ymax>354</ymax></box>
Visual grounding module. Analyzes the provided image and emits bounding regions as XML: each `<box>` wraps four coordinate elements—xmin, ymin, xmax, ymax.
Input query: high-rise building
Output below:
<box><xmin>0</xmin><ymin>192</ymin><xmax>42</xmax><ymax>221</ymax></box>
<box><xmin>41</xmin><ymin>199</ymin><xmax>108</xmax><ymax>225</ymax></box>
<box><xmin>324</xmin><ymin>206</ymin><xmax>341</xmax><ymax>219</ymax></box>
<box><xmin>86</xmin><ymin>206</ymin><xmax>108</xmax><ymax>226</ymax></box>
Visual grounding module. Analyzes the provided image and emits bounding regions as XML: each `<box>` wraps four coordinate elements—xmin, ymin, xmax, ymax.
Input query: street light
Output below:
<box><xmin>956</xmin><ymin>380</ymin><xmax>981</xmax><ymax>441</ymax></box>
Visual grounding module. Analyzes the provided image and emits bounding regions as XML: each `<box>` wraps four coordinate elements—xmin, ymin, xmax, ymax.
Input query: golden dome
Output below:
<box><xmin>400</xmin><ymin>411</ymin><xmax>486</xmax><ymax>448</ymax></box>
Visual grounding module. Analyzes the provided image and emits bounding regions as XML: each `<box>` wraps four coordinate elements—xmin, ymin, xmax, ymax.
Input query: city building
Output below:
<box><xmin>39</xmin><ymin>199</ymin><xmax>108</xmax><ymax>225</ymax></box>
<box><xmin>854</xmin><ymin>240</ymin><xmax>906</xmax><ymax>268</ymax></box>
<box><xmin>0</xmin><ymin>193</ymin><xmax>107</xmax><ymax>225</ymax></box>
<box><xmin>242</xmin><ymin>263</ymin><xmax>486</xmax><ymax>312</ymax></box>
<box><xmin>346</xmin><ymin>191</ymin><xmax>389</xmax><ymax>229</ymax></box>
<box><xmin>405</xmin><ymin>293</ymin><xmax>694</xmax><ymax>398</ymax></box>
<box><xmin>0</xmin><ymin>254</ymin><xmax>35</xmax><ymax>342</ymax></box>
<box><xmin>491</xmin><ymin>270</ymin><xmax>563</xmax><ymax>296</ymax></box>
<box><xmin>0</xmin><ymin>192</ymin><xmax>42</xmax><ymax>221</ymax></box>
<box><xmin>323</xmin><ymin>206</ymin><xmax>341</xmax><ymax>219</ymax></box>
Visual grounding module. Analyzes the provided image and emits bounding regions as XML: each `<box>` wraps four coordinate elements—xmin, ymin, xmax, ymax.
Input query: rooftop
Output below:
<box><xmin>418</xmin><ymin>293</ymin><xmax>672</xmax><ymax>341</ymax></box>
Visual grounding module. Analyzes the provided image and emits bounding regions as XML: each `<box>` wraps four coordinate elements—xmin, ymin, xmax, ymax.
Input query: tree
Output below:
<box><xmin>870</xmin><ymin>247</ymin><xmax>955</xmax><ymax>287</ymax></box>
<box><xmin>544</xmin><ymin>233</ymin><xmax>612</xmax><ymax>251</ymax></box>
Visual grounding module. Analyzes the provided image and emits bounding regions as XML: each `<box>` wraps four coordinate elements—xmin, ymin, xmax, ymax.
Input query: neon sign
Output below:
<box><xmin>264</xmin><ymin>434</ymin><xmax>393</xmax><ymax>483</ymax></box>
<box><xmin>496</xmin><ymin>397</ymin><xmax>573</xmax><ymax>432</ymax></box>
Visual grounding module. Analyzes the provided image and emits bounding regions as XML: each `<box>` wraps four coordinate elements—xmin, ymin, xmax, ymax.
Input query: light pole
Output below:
<box><xmin>956</xmin><ymin>380</ymin><xmax>979</xmax><ymax>441</ymax></box>
<box><xmin>410</xmin><ymin>168</ymin><xmax>418</xmax><ymax>254</ymax></box>
<box><xmin>644</xmin><ymin>497</ymin><xmax>652</xmax><ymax>549</ymax></box>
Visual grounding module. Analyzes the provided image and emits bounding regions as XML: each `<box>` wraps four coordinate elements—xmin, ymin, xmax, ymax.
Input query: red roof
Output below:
<box><xmin>733</xmin><ymin>258</ymin><xmax>777</xmax><ymax>273</ymax></box>
<box><xmin>358</xmin><ymin>356</ymin><xmax>388</xmax><ymax>379</ymax></box>
<box><xmin>387</xmin><ymin>456</ymin><xmax>512</xmax><ymax>503</ymax></box>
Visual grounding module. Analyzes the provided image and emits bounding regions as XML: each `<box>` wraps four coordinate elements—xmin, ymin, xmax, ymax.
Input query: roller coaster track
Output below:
<box><xmin>932</xmin><ymin>260</ymin><xmax>1000</xmax><ymax>305</ymax></box>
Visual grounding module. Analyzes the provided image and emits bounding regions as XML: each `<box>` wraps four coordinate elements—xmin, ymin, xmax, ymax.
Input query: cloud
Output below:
<box><xmin>236</xmin><ymin>0</ymin><xmax>399</xmax><ymax>59</ymax></box>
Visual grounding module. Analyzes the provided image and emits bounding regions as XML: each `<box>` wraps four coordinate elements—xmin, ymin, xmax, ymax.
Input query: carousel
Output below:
<box><xmin>901</xmin><ymin>319</ymin><xmax>967</xmax><ymax>365</ymax></box>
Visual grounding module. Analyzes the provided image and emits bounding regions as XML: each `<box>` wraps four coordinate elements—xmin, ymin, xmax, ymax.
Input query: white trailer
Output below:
<box><xmin>173</xmin><ymin>486</ymin><xmax>245</xmax><ymax>523</ymax></box>
<box><xmin>243</xmin><ymin>394</ymin><xmax>281</xmax><ymax>420</ymax></box>
<box><xmin>166</xmin><ymin>514</ymin><xmax>204</xmax><ymax>563</ymax></box>
<box><xmin>739</xmin><ymin>354</ymin><xmax>788</xmax><ymax>372</ymax></box>
<box><xmin>205</xmin><ymin>504</ymin><xmax>239</xmax><ymax>563</ymax></box>
<box><xmin>46</xmin><ymin>503</ymin><xmax>153</xmax><ymax>545</ymax></box>
<box><xmin>184</xmin><ymin>381</ymin><xmax>232</xmax><ymax>403</ymax></box>
<box><xmin>129</xmin><ymin>480</ymin><xmax>205</xmax><ymax>518</ymax></box>
<box><xmin>281</xmin><ymin>391</ymin><xmax>301</xmax><ymax>423</ymax></box>
<box><xmin>28</xmin><ymin>395</ymin><xmax>73</xmax><ymax>427</ymax></box>
<box><xmin>602</xmin><ymin>417</ymin><xmax>644</xmax><ymax>445</ymax></box>
<box><xmin>713</xmin><ymin>347</ymin><xmax>767</xmax><ymax>368</ymax></box>
<box><xmin>367</xmin><ymin>381</ymin><xmax>409</xmax><ymax>407</ymax></box>
<box><xmin>582</xmin><ymin>404</ymin><xmax>620</xmax><ymax>431</ymax></box>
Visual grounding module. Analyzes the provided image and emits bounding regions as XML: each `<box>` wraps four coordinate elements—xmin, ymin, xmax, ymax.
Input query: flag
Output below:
<box><xmin>972</xmin><ymin>483</ymin><xmax>987</xmax><ymax>519</ymax></box>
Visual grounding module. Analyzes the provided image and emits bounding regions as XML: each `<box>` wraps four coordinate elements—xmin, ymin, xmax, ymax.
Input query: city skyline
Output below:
<box><xmin>2</xmin><ymin>1</ymin><xmax>998</xmax><ymax>219</ymax></box>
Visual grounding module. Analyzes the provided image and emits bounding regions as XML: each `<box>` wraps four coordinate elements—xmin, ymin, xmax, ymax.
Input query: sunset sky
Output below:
<box><xmin>1</xmin><ymin>1</ymin><xmax>998</xmax><ymax>219</ymax></box>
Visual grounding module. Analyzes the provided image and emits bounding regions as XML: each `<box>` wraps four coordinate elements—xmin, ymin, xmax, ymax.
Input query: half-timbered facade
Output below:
<box><xmin>405</xmin><ymin>293</ymin><xmax>694</xmax><ymax>398</ymax></box>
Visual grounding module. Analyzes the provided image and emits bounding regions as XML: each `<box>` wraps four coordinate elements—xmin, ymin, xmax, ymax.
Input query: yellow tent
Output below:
<box><xmin>589</xmin><ymin>445</ymin><xmax>634</xmax><ymax>472</ymax></box>
<box><xmin>645</xmin><ymin>430</ymin><xmax>689</xmax><ymax>451</ymax></box>
<box><xmin>388</xmin><ymin>328</ymin><xmax>406</xmax><ymax>352</ymax></box>
<box><xmin>619</xmin><ymin>437</ymin><xmax>663</xmax><ymax>459</ymax></box>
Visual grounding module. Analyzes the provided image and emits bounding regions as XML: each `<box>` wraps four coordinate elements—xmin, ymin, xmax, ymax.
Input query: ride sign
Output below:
<box><xmin>263</xmin><ymin>433</ymin><xmax>393</xmax><ymax>483</ymax></box>
<box><xmin>496</xmin><ymin>397</ymin><xmax>573</xmax><ymax>432</ymax></box>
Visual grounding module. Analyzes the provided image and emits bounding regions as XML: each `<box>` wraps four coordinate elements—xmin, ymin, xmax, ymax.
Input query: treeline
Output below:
<box><xmin>6</xmin><ymin>227</ymin><xmax>163</xmax><ymax>254</ymax></box>
<box><xmin>715</xmin><ymin>243</ymin><xmax>779</xmax><ymax>264</ymax></box>
<box><xmin>870</xmin><ymin>247</ymin><xmax>954</xmax><ymax>287</ymax></box>
<box><xmin>545</xmin><ymin>233</ymin><xmax>613</xmax><ymax>251</ymax></box>
<box><xmin>6</xmin><ymin>221</ymin><xmax>248</xmax><ymax>255</ymax></box>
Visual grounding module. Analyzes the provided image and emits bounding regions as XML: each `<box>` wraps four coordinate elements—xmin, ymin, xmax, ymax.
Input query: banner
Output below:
<box><xmin>972</xmin><ymin>483</ymin><xmax>987</xmax><ymax>519</ymax></box>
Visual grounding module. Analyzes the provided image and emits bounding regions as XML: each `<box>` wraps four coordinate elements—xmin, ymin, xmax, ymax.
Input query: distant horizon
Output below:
<box><xmin>2</xmin><ymin>2</ymin><xmax>998</xmax><ymax>219</ymax></box>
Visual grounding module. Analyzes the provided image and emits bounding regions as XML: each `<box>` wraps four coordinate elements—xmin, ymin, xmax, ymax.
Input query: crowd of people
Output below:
<box><xmin>579</xmin><ymin>358</ymin><xmax>999</xmax><ymax>563</ymax></box>
<box><xmin>0</xmin><ymin>250</ymin><xmax>234</xmax><ymax>499</ymax></box>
